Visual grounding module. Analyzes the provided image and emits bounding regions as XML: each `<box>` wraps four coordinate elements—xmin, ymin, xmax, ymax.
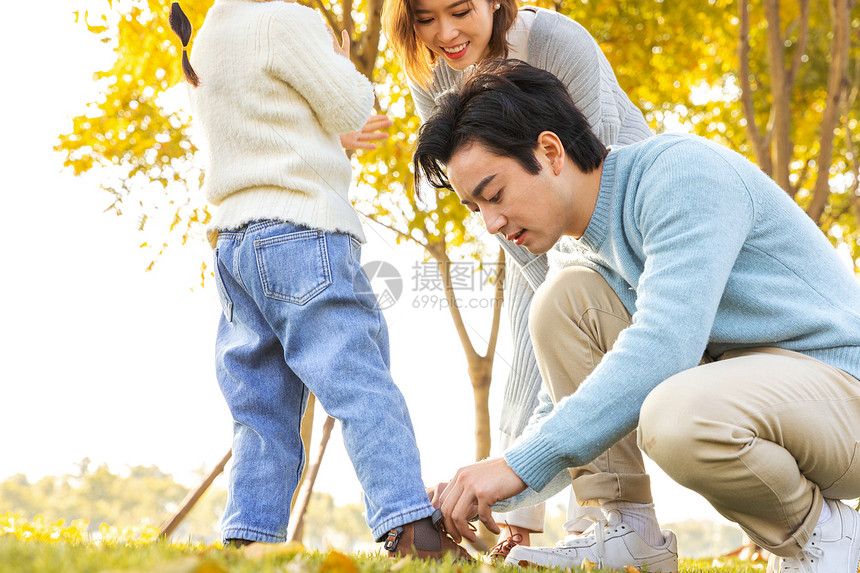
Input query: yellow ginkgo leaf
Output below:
<box><xmin>192</xmin><ymin>562</ymin><xmax>229</xmax><ymax>573</ymax></box>
<box><xmin>243</xmin><ymin>540</ymin><xmax>305</xmax><ymax>559</ymax></box>
<box><xmin>319</xmin><ymin>550</ymin><xmax>360</xmax><ymax>573</ymax></box>
<box><xmin>102</xmin><ymin>556</ymin><xmax>227</xmax><ymax>573</ymax></box>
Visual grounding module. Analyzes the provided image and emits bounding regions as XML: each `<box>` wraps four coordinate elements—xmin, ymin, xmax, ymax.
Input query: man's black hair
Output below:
<box><xmin>413</xmin><ymin>59</ymin><xmax>608</xmax><ymax>194</ymax></box>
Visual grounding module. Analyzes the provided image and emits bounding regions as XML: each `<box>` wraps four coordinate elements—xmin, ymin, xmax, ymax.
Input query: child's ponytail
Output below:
<box><xmin>169</xmin><ymin>2</ymin><xmax>200</xmax><ymax>86</ymax></box>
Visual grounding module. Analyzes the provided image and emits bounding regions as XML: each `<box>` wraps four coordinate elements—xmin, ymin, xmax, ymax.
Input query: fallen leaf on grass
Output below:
<box><xmin>623</xmin><ymin>566</ymin><xmax>641</xmax><ymax>573</ymax></box>
<box><xmin>243</xmin><ymin>541</ymin><xmax>305</xmax><ymax>559</ymax></box>
<box><xmin>101</xmin><ymin>557</ymin><xmax>227</xmax><ymax>573</ymax></box>
<box><xmin>320</xmin><ymin>550</ymin><xmax>360</xmax><ymax>573</ymax></box>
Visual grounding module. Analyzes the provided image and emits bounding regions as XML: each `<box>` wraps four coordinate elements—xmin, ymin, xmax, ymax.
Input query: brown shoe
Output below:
<box><xmin>384</xmin><ymin>514</ymin><xmax>472</xmax><ymax>561</ymax></box>
<box><xmin>486</xmin><ymin>532</ymin><xmax>523</xmax><ymax>564</ymax></box>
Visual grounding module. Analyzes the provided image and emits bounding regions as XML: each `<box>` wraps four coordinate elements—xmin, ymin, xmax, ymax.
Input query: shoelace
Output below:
<box><xmin>553</xmin><ymin>511</ymin><xmax>627</xmax><ymax>568</ymax></box>
<box><xmin>776</xmin><ymin>546</ymin><xmax>823</xmax><ymax>573</ymax></box>
<box><xmin>489</xmin><ymin>532</ymin><xmax>523</xmax><ymax>559</ymax></box>
<box><xmin>430</xmin><ymin>508</ymin><xmax>475</xmax><ymax>551</ymax></box>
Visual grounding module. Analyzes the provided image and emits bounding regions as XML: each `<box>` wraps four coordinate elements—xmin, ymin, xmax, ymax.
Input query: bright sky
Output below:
<box><xmin>0</xmin><ymin>0</ymin><xmax>734</xmax><ymax>530</ymax></box>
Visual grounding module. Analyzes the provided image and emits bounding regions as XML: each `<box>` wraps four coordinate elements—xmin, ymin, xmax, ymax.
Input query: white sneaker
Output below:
<box><xmin>766</xmin><ymin>499</ymin><xmax>860</xmax><ymax>573</ymax></box>
<box><xmin>504</xmin><ymin>510</ymin><xmax>678</xmax><ymax>572</ymax></box>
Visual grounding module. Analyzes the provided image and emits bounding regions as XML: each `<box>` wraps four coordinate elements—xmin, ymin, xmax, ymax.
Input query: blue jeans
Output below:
<box><xmin>212</xmin><ymin>220</ymin><xmax>434</xmax><ymax>542</ymax></box>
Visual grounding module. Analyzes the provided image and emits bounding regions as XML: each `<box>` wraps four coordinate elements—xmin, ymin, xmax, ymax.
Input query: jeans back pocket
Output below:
<box><xmin>254</xmin><ymin>230</ymin><xmax>332</xmax><ymax>305</ymax></box>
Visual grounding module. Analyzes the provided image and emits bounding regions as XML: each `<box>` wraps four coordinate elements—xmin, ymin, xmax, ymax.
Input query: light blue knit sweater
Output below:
<box><xmin>409</xmin><ymin>6</ymin><xmax>652</xmax><ymax>438</ymax></box>
<box><xmin>502</xmin><ymin>133</ymin><xmax>860</xmax><ymax>500</ymax></box>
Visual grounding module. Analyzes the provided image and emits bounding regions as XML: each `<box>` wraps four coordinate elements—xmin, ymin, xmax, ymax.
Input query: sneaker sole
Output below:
<box><xmin>506</xmin><ymin>553</ymin><xmax>678</xmax><ymax>573</ymax></box>
<box><xmin>510</xmin><ymin>558</ymin><xmax>678</xmax><ymax>572</ymax></box>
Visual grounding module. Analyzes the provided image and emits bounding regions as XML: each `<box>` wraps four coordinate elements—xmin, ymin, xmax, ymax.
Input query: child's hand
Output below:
<box><xmin>426</xmin><ymin>481</ymin><xmax>449</xmax><ymax>509</ymax></box>
<box><xmin>326</xmin><ymin>24</ymin><xmax>350</xmax><ymax>59</ymax></box>
<box><xmin>340</xmin><ymin>114</ymin><xmax>393</xmax><ymax>151</ymax></box>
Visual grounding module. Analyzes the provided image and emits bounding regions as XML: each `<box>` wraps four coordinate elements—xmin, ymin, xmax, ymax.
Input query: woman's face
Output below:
<box><xmin>412</xmin><ymin>0</ymin><xmax>496</xmax><ymax>71</ymax></box>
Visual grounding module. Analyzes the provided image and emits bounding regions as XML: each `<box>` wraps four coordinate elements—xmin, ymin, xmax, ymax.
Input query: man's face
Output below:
<box><xmin>447</xmin><ymin>142</ymin><xmax>575</xmax><ymax>255</ymax></box>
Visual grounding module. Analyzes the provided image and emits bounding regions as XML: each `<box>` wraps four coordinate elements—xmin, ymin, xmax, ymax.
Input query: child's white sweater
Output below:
<box><xmin>189</xmin><ymin>0</ymin><xmax>374</xmax><ymax>240</ymax></box>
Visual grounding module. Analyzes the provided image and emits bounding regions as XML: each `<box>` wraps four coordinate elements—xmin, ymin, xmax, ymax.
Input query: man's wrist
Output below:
<box><xmin>504</xmin><ymin>431</ymin><xmax>570</xmax><ymax>492</ymax></box>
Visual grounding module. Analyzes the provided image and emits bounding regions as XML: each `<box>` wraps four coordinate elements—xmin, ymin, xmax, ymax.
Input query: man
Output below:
<box><xmin>413</xmin><ymin>59</ymin><xmax>860</xmax><ymax>573</ymax></box>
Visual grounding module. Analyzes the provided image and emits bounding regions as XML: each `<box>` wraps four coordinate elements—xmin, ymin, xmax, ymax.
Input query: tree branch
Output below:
<box><xmin>355</xmin><ymin>0</ymin><xmax>384</xmax><ymax>79</ymax></box>
<box><xmin>786</xmin><ymin>0</ymin><xmax>811</xmax><ymax>88</ymax></box>
<box><xmin>482</xmin><ymin>248</ymin><xmax>506</xmax><ymax>360</ymax></box>
<box><xmin>427</xmin><ymin>241</ymin><xmax>479</xmax><ymax>362</ymax></box>
<box><xmin>841</xmin><ymin>63</ymin><xmax>860</xmax><ymax>225</ymax></box>
<box><xmin>311</xmin><ymin>0</ymin><xmax>340</xmax><ymax>34</ymax></box>
<box><xmin>790</xmin><ymin>158</ymin><xmax>813</xmax><ymax>198</ymax></box>
<box><xmin>738</xmin><ymin>0</ymin><xmax>772</xmax><ymax>174</ymax></box>
<box><xmin>765</xmin><ymin>0</ymin><xmax>793</xmax><ymax>190</ymax></box>
<box><xmin>807</xmin><ymin>0</ymin><xmax>851</xmax><ymax>222</ymax></box>
<box><xmin>342</xmin><ymin>0</ymin><xmax>354</xmax><ymax>47</ymax></box>
<box><xmin>358</xmin><ymin>210</ymin><xmax>429</xmax><ymax>250</ymax></box>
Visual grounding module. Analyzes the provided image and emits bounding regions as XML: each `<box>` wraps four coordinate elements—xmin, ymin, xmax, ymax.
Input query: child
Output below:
<box><xmin>169</xmin><ymin>0</ymin><xmax>467</xmax><ymax>558</ymax></box>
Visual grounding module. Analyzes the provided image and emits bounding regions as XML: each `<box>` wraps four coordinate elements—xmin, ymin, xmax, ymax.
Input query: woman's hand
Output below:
<box><xmin>340</xmin><ymin>114</ymin><xmax>393</xmax><ymax>151</ymax></box>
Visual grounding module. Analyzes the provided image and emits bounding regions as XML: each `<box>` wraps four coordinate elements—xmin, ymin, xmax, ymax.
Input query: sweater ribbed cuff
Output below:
<box><xmin>504</xmin><ymin>430</ymin><xmax>572</xmax><ymax>492</ymax></box>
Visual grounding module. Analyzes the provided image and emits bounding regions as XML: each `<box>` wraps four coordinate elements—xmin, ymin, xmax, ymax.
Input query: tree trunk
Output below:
<box><xmin>354</xmin><ymin>0</ymin><xmax>383</xmax><ymax>80</ymax></box>
<box><xmin>426</xmin><ymin>245</ymin><xmax>505</xmax><ymax>552</ymax></box>
<box><xmin>426</xmin><ymin>242</ymin><xmax>505</xmax><ymax>462</ymax></box>
<box><xmin>469</xmin><ymin>249</ymin><xmax>506</xmax><ymax>461</ymax></box>
<box><xmin>807</xmin><ymin>0</ymin><xmax>853</xmax><ymax>222</ymax></box>
<box><xmin>764</xmin><ymin>0</ymin><xmax>793</xmax><ymax>191</ymax></box>
<box><xmin>469</xmin><ymin>359</ymin><xmax>493</xmax><ymax>461</ymax></box>
<box><xmin>287</xmin><ymin>415</ymin><xmax>337</xmax><ymax>543</ymax></box>
<box><xmin>738</xmin><ymin>0</ymin><xmax>773</xmax><ymax>175</ymax></box>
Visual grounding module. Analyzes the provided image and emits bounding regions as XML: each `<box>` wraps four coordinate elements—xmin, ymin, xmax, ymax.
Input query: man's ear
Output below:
<box><xmin>537</xmin><ymin>131</ymin><xmax>565</xmax><ymax>175</ymax></box>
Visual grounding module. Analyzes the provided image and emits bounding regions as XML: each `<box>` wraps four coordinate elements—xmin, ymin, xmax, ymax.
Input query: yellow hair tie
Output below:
<box><xmin>182</xmin><ymin>44</ymin><xmax>191</xmax><ymax>52</ymax></box>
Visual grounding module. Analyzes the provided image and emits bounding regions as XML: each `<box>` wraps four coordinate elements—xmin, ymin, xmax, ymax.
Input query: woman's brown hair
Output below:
<box><xmin>382</xmin><ymin>0</ymin><xmax>518</xmax><ymax>88</ymax></box>
<box><xmin>169</xmin><ymin>2</ymin><xmax>200</xmax><ymax>86</ymax></box>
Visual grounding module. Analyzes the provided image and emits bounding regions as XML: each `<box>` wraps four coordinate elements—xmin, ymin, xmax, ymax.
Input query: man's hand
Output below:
<box><xmin>340</xmin><ymin>114</ymin><xmax>393</xmax><ymax>151</ymax></box>
<box><xmin>439</xmin><ymin>457</ymin><xmax>527</xmax><ymax>544</ymax></box>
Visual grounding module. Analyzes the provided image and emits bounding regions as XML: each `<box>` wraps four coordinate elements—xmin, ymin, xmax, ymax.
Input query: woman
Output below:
<box><xmin>382</xmin><ymin>0</ymin><xmax>656</xmax><ymax>559</ymax></box>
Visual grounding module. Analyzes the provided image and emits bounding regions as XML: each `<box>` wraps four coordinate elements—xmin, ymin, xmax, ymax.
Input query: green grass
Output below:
<box><xmin>0</xmin><ymin>536</ymin><xmax>763</xmax><ymax>573</ymax></box>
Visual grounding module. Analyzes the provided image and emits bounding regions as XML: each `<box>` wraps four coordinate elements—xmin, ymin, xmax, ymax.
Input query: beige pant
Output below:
<box><xmin>529</xmin><ymin>266</ymin><xmax>860</xmax><ymax>557</ymax></box>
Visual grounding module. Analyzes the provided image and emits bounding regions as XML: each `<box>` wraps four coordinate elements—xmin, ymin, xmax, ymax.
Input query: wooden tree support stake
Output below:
<box><xmin>287</xmin><ymin>415</ymin><xmax>336</xmax><ymax>542</ymax></box>
<box><xmin>158</xmin><ymin>449</ymin><xmax>233</xmax><ymax>539</ymax></box>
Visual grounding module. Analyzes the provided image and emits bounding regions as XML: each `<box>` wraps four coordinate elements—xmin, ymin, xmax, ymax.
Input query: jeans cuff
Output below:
<box><xmin>371</xmin><ymin>503</ymin><xmax>435</xmax><ymax>542</ymax></box>
<box><xmin>222</xmin><ymin>526</ymin><xmax>286</xmax><ymax>544</ymax></box>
